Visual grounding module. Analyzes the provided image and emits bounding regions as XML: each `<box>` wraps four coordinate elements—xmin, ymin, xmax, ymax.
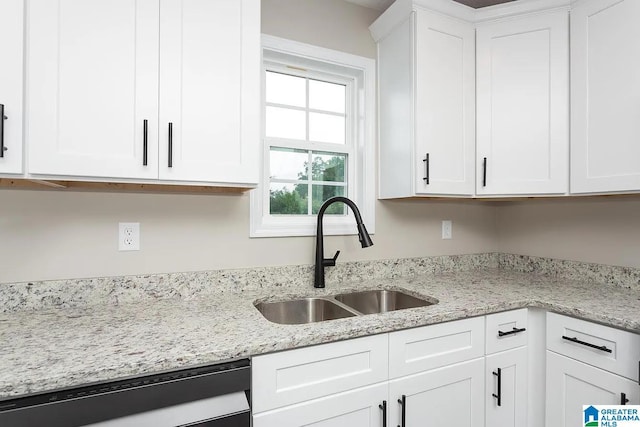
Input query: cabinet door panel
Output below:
<box><xmin>389</xmin><ymin>316</ymin><xmax>484</xmax><ymax>379</ymax></box>
<box><xmin>476</xmin><ymin>11</ymin><xmax>568</xmax><ymax>195</ymax></box>
<box><xmin>0</xmin><ymin>0</ymin><xmax>24</xmax><ymax>175</ymax></box>
<box><xmin>252</xmin><ymin>334</ymin><xmax>388</xmax><ymax>413</ymax></box>
<box><xmin>389</xmin><ymin>358</ymin><xmax>484</xmax><ymax>427</ymax></box>
<box><xmin>571</xmin><ymin>0</ymin><xmax>640</xmax><ymax>193</ymax></box>
<box><xmin>546</xmin><ymin>351</ymin><xmax>640</xmax><ymax>427</ymax></box>
<box><xmin>414</xmin><ymin>9</ymin><xmax>475</xmax><ymax>196</ymax></box>
<box><xmin>486</xmin><ymin>348</ymin><xmax>527</xmax><ymax>427</ymax></box>
<box><xmin>27</xmin><ymin>0</ymin><xmax>159</xmax><ymax>179</ymax></box>
<box><xmin>159</xmin><ymin>0</ymin><xmax>259</xmax><ymax>184</ymax></box>
<box><xmin>252</xmin><ymin>383</ymin><xmax>387</xmax><ymax>427</ymax></box>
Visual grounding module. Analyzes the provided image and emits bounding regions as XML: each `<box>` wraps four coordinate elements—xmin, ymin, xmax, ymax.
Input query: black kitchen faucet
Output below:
<box><xmin>314</xmin><ymin>196</ymin><xmax>373</xmax><ymax>288</ymax></box>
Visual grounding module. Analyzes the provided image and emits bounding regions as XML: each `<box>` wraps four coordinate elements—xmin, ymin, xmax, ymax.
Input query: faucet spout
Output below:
<box><xmin>314</xmin><ymin>196</ymin><xmax>373</xmax><ymax>288</ymax></box>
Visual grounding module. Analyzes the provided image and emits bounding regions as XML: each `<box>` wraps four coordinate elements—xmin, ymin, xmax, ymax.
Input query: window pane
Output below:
<box><xmin>309</xmin><ymin>79</ymin><xmax>346</xmax><ymax>113</ymax></box>
<box><xmin>309</xmin><ymin>113</ymin><xmax>345</xmax><ymax>144</ymax></box>
<box><xmin>266</xmin><ymin>71</ymin><xmax>306</xmax><ymax>107</ymax></box>
<box><xmin>270</xmin><ymin>182</ymin><xmax>309</xmax><ymax>215</ymax></box>
<box><xmin>266</xmin><ymin>106</ymin><xmax>306</xmax><ymax>140</ymax></box>
<box><xmin>270</xmin><ymin>147</ymin><xmax>309</xmax><ymax>181</ymax></box>
<box><xmin>312</xmin><ymin>185</ymin><xmax>346</xmax><ymax>215</ymax></box>
<box><xmin>311</xmin><ymin>152</ymin><xmax>346</xmax><ymax>182</ymax></box>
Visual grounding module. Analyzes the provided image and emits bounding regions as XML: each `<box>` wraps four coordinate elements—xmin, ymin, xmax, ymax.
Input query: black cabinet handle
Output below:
<box><xmin>168</xmin><ymin>122</ymin><xmax>173</xmax><ymax>168</ymax></box>
<box><xmin>143</xmin><ymin>119</ymin><xmax>148</xmax><ymax>166</ymax></box>
<box><xmin>621</xmin><ymin>392</ymin><xmax>629</xmax><ymax>405</ymax></box>
<box><xmin>397</xmin><ymin>395</ymin><xmax>406</xmax><ymax>427</ymax></box>
<box><xmin>482</xmin><ymin>157</ymin><xmax>487</xmax><ymax>187</ymax></box>
<box><xmin>492</xmin><ymin>368</ymin><xmax>502</xmax><ymax>407</ymax></box>
<box><xmin>0</xmin><ymin>104</ymin><xmax>7</xmax><ymax>158</ymax></box>
<box><xmin>379</xmin><ymin>400</ymin><xmax>387</xmax><ymax>427</ymax></box>
<box><xmin>423</xmin><ymin>153</ymin><xmax>429</xmax><ymax>184</ymax></box>
<box><xmin>562</xmin><ymin>336</ymin><xmax>612</xmax><ymax>353</ymax></box>
<box><xmin>498</xmin><ymin>327</ymin><xmax>527</xmax><ymax>337</ymax></box>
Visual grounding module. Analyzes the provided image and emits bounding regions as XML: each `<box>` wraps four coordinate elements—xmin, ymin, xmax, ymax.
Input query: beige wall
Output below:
<box><xmin>495</xmin><ymin>198</ymin><xmax>640</xmax><ymax>268</ymax></box>
<box><xmin>261</xmin><ymin>0</ymin><xmax>380</xmax><ymax>58</ymax></box>
<box><xmin>0</xmin><ymin>190</ymin><xmax>497</xmax><ymax>283</ymax></box>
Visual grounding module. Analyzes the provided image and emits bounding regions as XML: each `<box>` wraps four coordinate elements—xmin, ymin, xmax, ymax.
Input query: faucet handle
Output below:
<box><xmin>323</xmin><ymin>250</ymin><xmax>341</xmax><ymax>267</ymax></box>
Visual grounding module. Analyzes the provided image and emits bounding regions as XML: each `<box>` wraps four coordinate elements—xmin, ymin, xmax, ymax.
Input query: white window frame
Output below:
<box><xmin>250</xmin><ymin>35</ymin><xmax>376</xmax><ymax>238</ymax></box>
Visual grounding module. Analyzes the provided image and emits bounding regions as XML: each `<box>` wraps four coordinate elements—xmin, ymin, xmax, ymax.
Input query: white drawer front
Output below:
<box><xmin>547</xmin><ymin>312</ymin><xmax>640</xmax><ymax>381</ymax></box>
<box><xmin>486</xmin><ymin>309</ymin><xmax>528</xmax><ymax>354</ymax></box>
<box><xmin>389</xmin><ymin>316</ymin><xmax>485</xmax><ymax>379</ymax></box>
<box><xmin>252</xmin><ymin>334</ymin><xmax>388</xmax><ymax>413</ymax></box>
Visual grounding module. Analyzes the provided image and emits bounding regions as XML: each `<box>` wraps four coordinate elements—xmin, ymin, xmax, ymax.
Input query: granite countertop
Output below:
<box><xmin>1</xmin><ymin>267</ymin><xmax>640</xmax><ymax>400</ymax></box>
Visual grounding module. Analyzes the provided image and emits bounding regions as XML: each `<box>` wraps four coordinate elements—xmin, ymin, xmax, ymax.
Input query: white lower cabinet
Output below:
<box><xmin>253</xmin><ymin>316</ymin><xmax>487</xmax><ymax>427</ymax></box>
<box><xmin>252</xmin><ymin>383</ymin><xmax>387</xmax><ymax>427</ymax></box>
<box><xmin>545</xmin><ymin>351</ymin><xmax>639</xmax><ymax>427</ymax></box>
<box><xmin>545</xmin><ymin>312</ymin><xmax>640</xmax><ymax>427</ymax></box>
<box><xmin>389</xmin><ymin>358</ymin><xmax>485</xmax><ymax>427</ymax></box>
<box><xmin>485</xmin><ymin>347</ymin><xmax>528</xmax><ymax>427</ymax></box>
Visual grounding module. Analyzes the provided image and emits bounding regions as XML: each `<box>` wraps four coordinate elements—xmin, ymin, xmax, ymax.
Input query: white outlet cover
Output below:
<box><xmin>119</xmin><ymin>222</ymin><xmax>140</xmax><ymax>251</ymax></box>
<box><xmin>442</xmin><ymin>220</ymin><xmax>452</xmax><ymax>240</ymax></box>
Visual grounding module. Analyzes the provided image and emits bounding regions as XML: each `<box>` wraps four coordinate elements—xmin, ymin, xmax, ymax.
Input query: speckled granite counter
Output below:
<box><xmin>1</xmin><ymin>264</ymin><xmax>640</xmax><ymax>400</ymax></box>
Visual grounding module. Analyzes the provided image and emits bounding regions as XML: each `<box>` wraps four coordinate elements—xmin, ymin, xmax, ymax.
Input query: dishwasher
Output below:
<box><xmin>0</xmin><ymin>358</ymin><xmax>251</xmax><ymax>427</ymax></box>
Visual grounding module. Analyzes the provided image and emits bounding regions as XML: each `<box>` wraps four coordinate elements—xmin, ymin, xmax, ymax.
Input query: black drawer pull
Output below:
<box><xmin>621</xmin><ymin>392</ymin><xmax>629</xmax><ymax>405</ymax></box>
<box><xmin>0</xmin><ymin>104</ymin><xmax>7</xmax><ymax>158</ymax></box>
<box><xmin>379</xmin><ymin>400</ymin><xmax>387</xmax><ymax>427</ymax></box>
<box><xmin>562</xmin><ymin>336</ymin><xmax>612</xmax><ymax>353</ymax></box>
<box><xmin>142</xmin><ymin>119</ymin><xmax>148</xmax><ymax>166</ymax></box>
<box><xmin>168</xmin><ymin>122</ymin><xmax>173</xmax><ymax>168</ymax></box>
<box><xmin>482</xmin><ymin>157</ymin><xmax>487</xmax><ymax>187</ymax></box>
<box><xmin>492</xmin><ymin>368</ymin><xmax>502</xmax><ymax>407</ymax></box>
<box><xmin>498</xmin><ymin>327</ymin><xmax>527</xmax><ymax>337</ymax></box>
<box><xmin>423</xmin><ymin>153</ymin><xmax>429</xmax><ymax>184</ymax></box>
<box><xmin>397</xmin><ymin>395</ymin><xmax>406</xmax><ymax>427</ymax></box>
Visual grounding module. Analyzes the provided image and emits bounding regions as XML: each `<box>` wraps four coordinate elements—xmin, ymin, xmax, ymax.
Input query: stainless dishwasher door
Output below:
<box><xmin>0</xmin><ymin>359</ymin><xmax>251</xmax><ymax>427</ymax></box>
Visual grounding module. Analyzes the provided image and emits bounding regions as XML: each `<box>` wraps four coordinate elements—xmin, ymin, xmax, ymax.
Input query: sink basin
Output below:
<box><xmin>334</xmin><ymin>289</ymin><xmax>436</xmax><ymax>314</ymax></box>
<box><xmin>255</xmin><ymin>298</ymin><xmax>357</xmax><ymax>325</ymax></box>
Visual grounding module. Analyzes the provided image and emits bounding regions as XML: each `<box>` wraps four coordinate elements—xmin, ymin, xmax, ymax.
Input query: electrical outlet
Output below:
<box><xmin>119</xmin><ymin>222</ymin><xmax>140</xmax><ymax>251</ymax></box>
<box><xmin>442</xmin><ymin>220</ymin><xmax>452</xmax><ymax>240</ymax></box>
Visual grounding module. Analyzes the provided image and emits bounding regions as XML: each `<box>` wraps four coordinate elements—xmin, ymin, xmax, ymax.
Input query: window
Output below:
<box><xmin>250</xmin><ymin>36</ymin><xmax>375</xmax><ymax>237</ymax></box>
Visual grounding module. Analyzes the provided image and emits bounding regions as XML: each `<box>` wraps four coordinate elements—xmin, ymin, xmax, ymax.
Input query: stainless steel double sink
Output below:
<box><xmin>255</xmin><ymin>289</ymin><xmax>438</xmax><ymax>325</ymax></box>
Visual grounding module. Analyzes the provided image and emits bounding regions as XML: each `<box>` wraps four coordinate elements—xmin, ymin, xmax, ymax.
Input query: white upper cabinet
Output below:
<box><xmin>571</xmin><ymin>0</ymin><xmax>640</xmax><ymax>194</ymax></box>
<box><xmin>26</xmin><ymin>0</ymin><xmax>259</xmax><ymax>185</ymax></box>
<box><xmin>158</xmin><ymin>0</ymin><xmax>259</xmax><ymax>184</ymax></box>
<box><xmin>374</xmin><ymin>5</ymin><xmax>475</xmax><ymax>198</ymax></box>
<box><xmin>414</xmin><ymin>10</ymin><xmax>476</xmax><ymax>196</ymax></box>
<box><xmin>476</xmin><ymin>10</ymin><xmax>569</xmax><ymax>196</ymax></box>
<box><xmin>0</xmin><ymin>0</ymin><xmax>24</xmax><ymax>175</ymax></box>
<box><xmin>27</xmin><ymin>0</ymin><xmax>160</xmax><ymax>180</ymax></box>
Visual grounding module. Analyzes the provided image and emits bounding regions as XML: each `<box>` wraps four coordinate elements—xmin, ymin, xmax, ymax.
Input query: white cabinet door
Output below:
<box><xmin>388</xmin><ymin>358</ymin><xmax>485</xmax><ymax>427</ymax></box>
<box><xmin>252</xmin><ymin>383</ymin><xmax>388</xmax><ymax>427</ymax></box>
<box><xmin>414</xmin><ymin>9</ymin><xmax>475</xmax><ymax>196</ymax></box>
<box><xmin>476</xmin><ymin>10</ymin><xmax>569</xmax><ymax>196</ymax></box>
<box><xmin>571</xmin><ymin>0</ymin><xmax>640</xmax><ymax>194</ymax></box>
<box><xmin>486</xmin><ymin>347</ymin><xmax>528</xmax><ymax>427</ymax></box>
<box><xmin>546</xmin><ymin>351</ymin><xmax>640</xmax><ymax>427</ymax></box>
<box><xmin>0</xmin><ymin>0</ymin><xmax>24</xmax><ymax>175</ymax></box>
<box><xmin>252</xmin><ymin>334</ymin><xmax>388</xmax><ymax>414</ymax></box>
<box><xmin>27</xmin><ymin>0</ymin><xmax>159</xmax><ymax>179</ymax></box>
<box><xmin>159</xmin><ymin>0</ymin><xmax>259</xmax><ymax>184</ymax></box>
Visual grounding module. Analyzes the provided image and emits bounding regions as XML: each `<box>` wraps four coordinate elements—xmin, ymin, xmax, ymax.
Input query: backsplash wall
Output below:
<box><xmin>0</xmin><ymin>190</ymin><xmax>498</xmax><ymax>283</ymax></box>
<box><xmin>496</xmin><ymin>197</ymin><xmax>640</xmax><ymax>269</ymax></box>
